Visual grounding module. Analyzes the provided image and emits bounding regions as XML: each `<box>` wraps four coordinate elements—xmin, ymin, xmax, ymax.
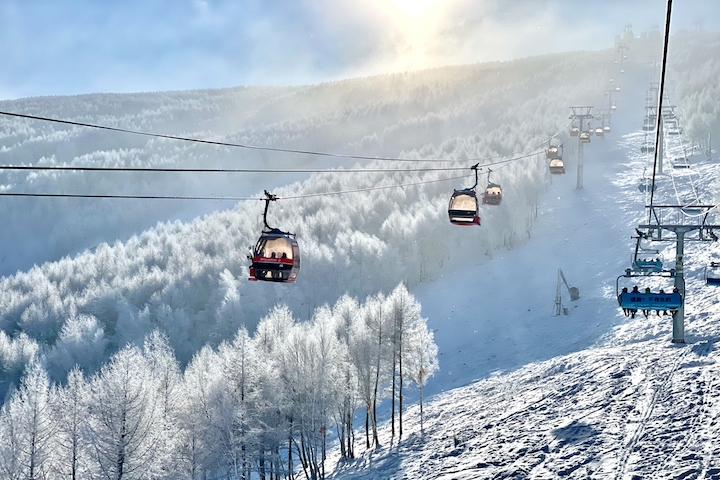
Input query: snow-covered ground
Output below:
<box><xmin>328</xmin><ymin>71</ymin><xmax>720</xmax><ymax>479</ymax></box>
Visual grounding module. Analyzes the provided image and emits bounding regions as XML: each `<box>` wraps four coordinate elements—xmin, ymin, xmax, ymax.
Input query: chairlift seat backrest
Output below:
<box><xmin>632</xmin><ymin>259</ymin><xmax>662</xmax><ymax>273</ymax></box>
<box><xmin>706</xmin><ymin>262</ymin><xmax>720</xmax><ymax>285</ymax></box>
<box><xmin>618</xmin><ymin>292</ymin><xmax>682</xmax><ymax>311</ymax></box>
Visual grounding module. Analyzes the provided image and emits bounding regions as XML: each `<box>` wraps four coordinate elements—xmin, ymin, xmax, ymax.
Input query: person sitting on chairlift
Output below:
<box><xmin>632</xmin><ymin>286</ymin><xmax>639</xmax><ymax>293</ymax></box>
<box><xmin>621</xmin><ymin>287</ymin><xmax>629</xmax><ymax>315</ymax></box>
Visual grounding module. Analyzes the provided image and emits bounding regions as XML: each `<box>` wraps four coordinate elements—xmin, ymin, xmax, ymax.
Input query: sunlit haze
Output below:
<box><xmin>0</xmin><ymin>0</ymin><xmax>719</xmax><ymax>98</ymax></box>
<box><xmin>385</xmin><ymin>0</ymin><xmax>438</xmax><ymax>18</ymax></box>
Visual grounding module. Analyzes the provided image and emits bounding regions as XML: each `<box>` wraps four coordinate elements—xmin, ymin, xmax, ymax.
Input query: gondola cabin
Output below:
<box><xmin>706</xmin><ymin>262</ymin><xmax>720</xmax><ymax>286</ymax></box>
<box><xmin>611</xmin><ymin>105</ymin><xmax>617</xmax><ymax>111</ymax></box>
<box><xmin>580</xmin><ymin>131</ymin><xmax>591</xmax><ymax>143</ymax></box>
<box><xmin>546</xmin><ymin>145</ymin><xmax>559</xmax><ymax>158</ymax></box>
<box><xmin>249</xmin><ymin>231</ymin><xmax>300</xmax><ymax>283</ymax></box>
<box><xmin>549</xmin><ymin>158</ymin><xmax>565</xmax><ymax>174</ymax></box>
<box><xmin>595</xmin><ymin>127</ymin><xmax>604</xmax><ymax>137</ymax></box>
<box><xmin>603</xmin><ymin>125</ymin><xmax>611</xmax><ymax>134</ymax></box>
<box><xmin>482</xmin><ymin>184</ymin><xmax>502</xmax><ymax>206</ymax></box>
<box><xmin>570</xmin><ymin>127</ymin><xmax>580</xmax><ymax>137</ymax></box>
<box><xmin>448</xmin><ymin>190</ymin><xmax>480</xmax><ymax>226</ymax></box>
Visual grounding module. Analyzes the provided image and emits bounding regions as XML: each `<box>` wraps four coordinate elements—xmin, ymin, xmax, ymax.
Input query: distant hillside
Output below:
<box><xmin>0</xmin><ymin>48</ymin><xmax>616</xmax><ymax>390</ymax></box>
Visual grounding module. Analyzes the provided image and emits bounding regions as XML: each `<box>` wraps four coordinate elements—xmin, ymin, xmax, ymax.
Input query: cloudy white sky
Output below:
<box><xmin>1</xmin><ymin>0</ymin><xmax>718</xmax><ymax>100</ymax></box>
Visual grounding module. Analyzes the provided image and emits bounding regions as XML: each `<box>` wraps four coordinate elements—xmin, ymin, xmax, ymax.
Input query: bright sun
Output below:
<box><xmin>386</xmin><ymin>0</ymin><xmax>437</xmax><ymax>18</ymax></box>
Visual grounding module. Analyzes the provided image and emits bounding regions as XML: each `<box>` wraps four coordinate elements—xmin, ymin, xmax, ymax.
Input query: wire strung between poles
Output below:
<box><xmin>0</xmin><ymin>111</ymin><xmax>568</xmax><ymax>167</ymax></box>
<box><xmin>0</xmin><ymin>174</ymin><xmax>472</xmax><ymax>202</ymax></box>
<box><xmin>648</xmin><ymin>0</ymin><xmax>673</xmax><ymax>225</ymax></box>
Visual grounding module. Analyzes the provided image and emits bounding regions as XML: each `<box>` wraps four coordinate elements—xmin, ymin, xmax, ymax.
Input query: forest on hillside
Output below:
<box><xmin>0</xmin><ymin>49</ymin><xmax>615</xmax><ymax>387</ymax></box>
<box><xmin>0</xmin><ymin>29</ymin><xmax>718</xmax><ymax>479</ymax></box>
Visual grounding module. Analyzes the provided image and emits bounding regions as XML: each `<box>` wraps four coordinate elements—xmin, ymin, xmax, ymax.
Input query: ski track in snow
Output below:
<box><xmin>328</xmin><ymin>68</ymin><xmax>720</xmax><ymax>479</ymax></box>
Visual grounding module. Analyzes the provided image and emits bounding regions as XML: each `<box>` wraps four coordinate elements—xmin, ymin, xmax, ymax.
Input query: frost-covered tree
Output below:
<box><xmin>0</xmin><ymin>363</ymin><xmax>55</xmax><ymax>480</ymax></box>
<box><xmin>331</xmin><ymin>294</ymin><xmax>360</xmax><ymax>459</ymax></box>
<box><xmin>402</xmin><ymin>316</ymin><xmax>438</xmax><ymax>431</ymax></box>
<box><xmin>215</xmin><ymin>328</ymin><xmax>259</xmax><ymax>480</ymax></box>
<box><xmin>386</xmin><ymin>283</ymin><xmax>423</xmax><ymax>438</ymax></box>
<box><xmin>177</xmin><ymin>345</ymin><xmax>223</xmax><ymax>479</ymax></box>
<box><xmin>52</xmin><ymin>367</ymin><xmax>91</xmax><ymax>480</ymax></box>
<box><xmin>360</xmin><ymin>293</ymin><xmax>389</xmax><ymax>448</ymax></box>
<box><xmin>45</xmin><ymin>314</ymin><xmax>107</xmax><ymax>381</ymax></box>
<box><xmin>85</xmin><ymin>345</ymin><xmax>162</xmax><ymax>480</ymax></box>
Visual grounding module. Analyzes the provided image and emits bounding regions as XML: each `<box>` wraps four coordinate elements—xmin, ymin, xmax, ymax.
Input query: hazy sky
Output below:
<box><xmin>0</xmin><ymin>0</ymin><xmax>718</xmax><ymax>100</ymax></box>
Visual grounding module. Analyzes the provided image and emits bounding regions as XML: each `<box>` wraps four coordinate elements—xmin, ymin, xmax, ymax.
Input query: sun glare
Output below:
<box><xmin>386</xmin><ymin>0</ymin><xmax>437</xmax><ymax>18</ymax></box>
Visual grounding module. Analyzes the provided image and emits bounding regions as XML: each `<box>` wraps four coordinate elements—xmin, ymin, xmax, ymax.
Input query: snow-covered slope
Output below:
<box><xmin>327</xmin><ymin>45</ymin><xmax>720</xmax><ymax>480</ymax></box>
<box><xmin>0</xmin><ymin>29</ymin><xmax>718</xmax><ymax>480</ymax></box>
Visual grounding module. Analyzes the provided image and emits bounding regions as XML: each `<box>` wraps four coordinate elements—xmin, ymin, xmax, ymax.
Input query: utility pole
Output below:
<box><xmin>569</xmin><ymin>107</ymin><xmax>593</xmax><ymax>190</ymax></box>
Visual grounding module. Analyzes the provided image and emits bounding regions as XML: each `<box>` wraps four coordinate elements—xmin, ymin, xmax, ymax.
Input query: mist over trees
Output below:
<box><xmin>0</xmin><ymin>50</ymin><xmax>620</xmax><ymax>392</ymax></box>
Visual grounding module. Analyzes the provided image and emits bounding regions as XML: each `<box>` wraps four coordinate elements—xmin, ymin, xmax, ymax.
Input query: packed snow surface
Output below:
<box><xmin>328</xmin><ymin>76</ymin><xmax>720</xmax><ymax>480</ymax></box>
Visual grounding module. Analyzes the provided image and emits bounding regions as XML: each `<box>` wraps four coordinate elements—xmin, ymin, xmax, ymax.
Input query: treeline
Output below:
<box><xmin>0</xmin><ymin>284</ymin><xmax>437</xmax><ymax>480</ymax></box>
<box><xmin>669</xmin><ymin>31</ymin><xmax>720</xmax><ymax>148</ymax></box>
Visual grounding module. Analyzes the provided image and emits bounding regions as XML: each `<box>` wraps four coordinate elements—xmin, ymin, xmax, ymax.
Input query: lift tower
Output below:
<box><xmin>639</xmin><ymin>206</ymin><xmax>720</xmax><ymax>343</ymax></box>
<box><xmin>569</xmin><ymin>107</ymin><xmax>593</xmax><ymax>190</ymax></box>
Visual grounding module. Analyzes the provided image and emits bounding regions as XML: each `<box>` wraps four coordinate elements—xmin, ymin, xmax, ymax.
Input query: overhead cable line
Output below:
<box><xmin>0</xmin><ymin>165</ymin><xmax>469</xmax><ymax>174</ymax></box>
<box><xmin>0</xmin><ymin>145</ymin><xmax>544</xmax><ymax>175</ymax></box>
<box><xmin>0</xmin><ymin>110</ymin><xmax>542</xmax><ymax>166</ymax></box>
<box><xmin>0</xmin><ymin>192</ymin><xmax>259</xmax><ymax>201</ymax></box>
<box><xmin>279</xmin><ymin>174</ymin><xmax>472</xmax><ymax>200</ymax></box>
<box><xmin>0</xmin><ymin>174</ymin><xmax>471</xmax><ymax>202</ymax></box>
<box><xmin>648</xmin><ymin>0</ymin><xmax>673</xmax><ymax>223</ymax></box>
<box><xmin>0</xmin><ymin>110</ymin><xmax>568</xmax><ymax>168</ymax></box>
